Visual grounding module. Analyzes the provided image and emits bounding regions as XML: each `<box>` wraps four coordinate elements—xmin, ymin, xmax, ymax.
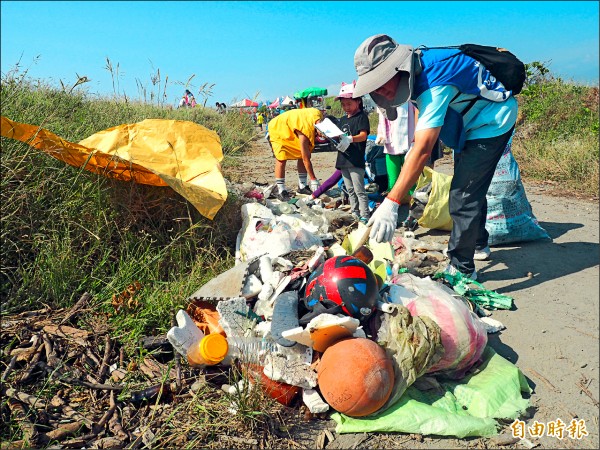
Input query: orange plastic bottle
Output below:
<box><xmin>187</xmin><ymin>333</ymin><xmax>229</xmax><ymax>368</ymax></box>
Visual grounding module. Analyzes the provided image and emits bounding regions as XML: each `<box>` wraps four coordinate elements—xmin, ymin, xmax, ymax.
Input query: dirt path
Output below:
<box><xmin>226</xmin><ymin>131</ymin><xmax>599</xmax><ymax>449</ymax></box>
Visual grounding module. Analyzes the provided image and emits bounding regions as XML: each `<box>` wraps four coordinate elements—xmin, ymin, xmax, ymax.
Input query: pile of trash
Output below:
<box><xmin>167</xmin><ymin>183</ymin><xmax>531</xmax><ymax>438</ymax></box>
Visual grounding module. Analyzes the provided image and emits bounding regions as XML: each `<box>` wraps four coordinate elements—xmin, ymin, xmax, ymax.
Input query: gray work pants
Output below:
<box><xmin>340</xmin><ymin>167</ymin><xmax>370</xmax><ymax>219</ymax></box>
<box><xmin>447</xmin><ymin>128</ymin><xmax>515</xmax><ymax>274</ymax></box>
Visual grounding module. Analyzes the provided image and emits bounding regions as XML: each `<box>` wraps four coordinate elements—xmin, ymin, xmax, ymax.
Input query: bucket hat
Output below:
<box><xmin>336</xmin><ymin>81</ymin><xmax>357</xmax><ymax>99</ymax></box>
<box><xmin>353</xmin><ymin>34</ymin><xmax>414</xmax><ymax>120</ymax></box>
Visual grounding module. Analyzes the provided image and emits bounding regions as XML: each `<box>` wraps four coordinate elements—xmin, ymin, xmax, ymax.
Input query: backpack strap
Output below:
<box><xmin>416</xmin><ymin>44</ymin><xmax>461</xmax><ymax>50</ymax></box>
<box><xmin>448</xmin><ymin>92</ymin><xmax>479</xmax><ymax>116</ymax></box>
<box><xmin>459</xmin><ymin>98</ymin><xmax>479</xmax><ymax>116</ymax></box>
<box><xmin>416</xmin><ymin>44</ymin><xmax>464</xmax><ymax>65</ymax></box>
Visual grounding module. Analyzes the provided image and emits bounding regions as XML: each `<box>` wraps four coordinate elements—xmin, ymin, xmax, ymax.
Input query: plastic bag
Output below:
<box><xmin>391</xmin><ymin>273</ymin><xmax>488</xmax><ymax>379</ymax></box>
<box><xmin>413</xmin><ymin>142</ymin><xmax>551</xmax><ymax>245</ymax></box>
<box><xmin>486</xmin><ymin>140</ymin><xmax>551</xmax><ymax>245</ymax></box>
<box><xmin>414</xmin><ymin>167</ymin><xmax>453</xmax><ymax>231</ymax></box>
<box><xmin>0</xmin><ymin>117</ymin><xmax>227</xmax><ymax>219</ymax></box>
<box><xmin>434</xmin><ymin>271</ymin><xmax>513</xmax><ymax>310</ymax></box>
<box><xmin>375</xmin><ymin>305</ymin><xmax>444</xmax><ymax>413</ymax></box>
<box><xmin>238</xmin><ymin>203</ymin><xmax>322</xmax><ymax>261</ymax></box>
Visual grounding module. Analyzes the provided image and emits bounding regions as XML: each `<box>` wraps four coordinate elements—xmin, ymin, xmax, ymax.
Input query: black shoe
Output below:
<box><xmin>403</xmin><ymin>216</ymin><xmax>419</xmax><ymax>232</ymax></box>
<box><xmin>277</xmin><ymin>190</ymin><xmax>290</xmax><ymax>201</ymax></box>
<box><xmin>297</xmin><ymin>186</ymin><xmax>312</xmax><ymax>195</ymax></box>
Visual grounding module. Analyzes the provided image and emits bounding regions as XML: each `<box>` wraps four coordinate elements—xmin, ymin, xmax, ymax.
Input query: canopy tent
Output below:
<box><xmin>269</xmin><ymin>97</ymin><xmax>282</xmax><ymax>109</ymax></box>
<box><xmin>230</xmin><ymin>99</ymin><xmax>259</xmax><ymax>108</ymax></box>
<box><xmin>294</xmin><ymin>87</ymin><xmax>328</xmax><ymax>99</ymax></box>
<box><xmin>281</xmin><ymin>96</ymin><xmax>296</xmax><ymax>107</ymax></box>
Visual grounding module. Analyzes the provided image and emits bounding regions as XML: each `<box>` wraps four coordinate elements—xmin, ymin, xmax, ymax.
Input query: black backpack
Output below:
<box><xmin>428</xmin><ymin>44</ymin><xmax>526</xmax><ymax>94</ymax></box>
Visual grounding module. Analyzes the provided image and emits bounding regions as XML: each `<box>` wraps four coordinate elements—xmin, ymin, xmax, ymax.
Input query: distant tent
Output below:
<box><xmin>268</xmin><ymin>98</ymin><xmax>281</xmax><ymax>109</ymax></box>
<box><xmin>282</xmin><ymin>96</ymin><xmax>296</xmax><ymax>106</ymax></box>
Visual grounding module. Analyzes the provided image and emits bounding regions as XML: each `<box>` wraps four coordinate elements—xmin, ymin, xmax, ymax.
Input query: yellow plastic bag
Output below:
<box><xmin>415</xmin><ymin>166</ymin><xmax>453</xmax><ymax>231</ymax></box>
<box><xmin>1</xmin><ymin>117</ymin><xmax>227</xmax><ymax>219</ymax></box>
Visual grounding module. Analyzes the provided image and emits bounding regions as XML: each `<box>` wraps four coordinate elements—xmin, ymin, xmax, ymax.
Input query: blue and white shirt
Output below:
<box><xmin>412</xmin><ymin>48</ymin><xmax>518</xmax><ymax>149</ymax></box>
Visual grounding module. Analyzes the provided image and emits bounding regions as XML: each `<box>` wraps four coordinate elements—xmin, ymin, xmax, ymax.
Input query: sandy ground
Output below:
<box><xmin>225</xmin><ymin>132</ymin><xmax>599</xmax><ymax>449</ymax></box>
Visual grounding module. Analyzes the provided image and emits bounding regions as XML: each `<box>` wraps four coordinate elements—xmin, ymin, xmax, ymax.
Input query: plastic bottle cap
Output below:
<box><xmin>199</xmin><ymin>333</ymin><xmax>229</xmax><ymax>365</ymax></box>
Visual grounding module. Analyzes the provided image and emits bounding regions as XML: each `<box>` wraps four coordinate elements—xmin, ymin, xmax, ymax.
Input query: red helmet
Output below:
<box><xmin>304</xmin><ymin>256</ymin><xmax>378</xmax><ymax>320</ymax></box>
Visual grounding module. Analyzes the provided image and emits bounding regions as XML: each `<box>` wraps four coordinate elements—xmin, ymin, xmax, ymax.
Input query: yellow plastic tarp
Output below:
<box><xmin>1</xmin><ymin>117</ymin><xmax>227</xmax><ymax>219</ymax></box>
<box><xmin>416</xmin><ymin>166</ymin><xmax>453</xmax><ymax>231</ymax></box>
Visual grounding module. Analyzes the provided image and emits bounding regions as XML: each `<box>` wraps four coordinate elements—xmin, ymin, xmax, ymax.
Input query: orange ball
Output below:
<box><xmin>317</xmin><ymin>337</ymin><xmax>394</xmax><ymax>417</ymax></box>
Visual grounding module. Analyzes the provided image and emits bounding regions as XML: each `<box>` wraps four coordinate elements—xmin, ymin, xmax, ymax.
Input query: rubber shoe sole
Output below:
<box><xmin>297</xmin><ymin>186</ymin><xmax>312</xmax><ymax>195</ymax></box>
<box><xmin>473</xmin><ymin>246</ymin><xmax>491</xmax><ymax>261</ymax></box>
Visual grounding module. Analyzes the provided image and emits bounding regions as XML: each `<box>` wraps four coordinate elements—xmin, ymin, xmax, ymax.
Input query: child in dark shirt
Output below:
<box><xmin>334</xmin><ymin>81</ymin><xmax>371</xmax><ymax>223</ymax></box>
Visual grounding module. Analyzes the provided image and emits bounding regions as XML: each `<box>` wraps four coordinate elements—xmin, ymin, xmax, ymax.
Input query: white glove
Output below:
<box><xmin>375</xmin><ymin>135</ymin><xmax>387</xmax><ymax>145</ymax></box>
<box><xmin>336</xmin><ymin>134</ymin><xmax>352</xmax><ymax>153</ymax></box>
<box><xmin>309</xmin><ymin>178</ymin><xmax>320</xmax><ymax>192</ymax></box>
<box><xmin>367</xmin><ymin>198</ymin><xmax>400</xmax><ymax>243</ymax></box>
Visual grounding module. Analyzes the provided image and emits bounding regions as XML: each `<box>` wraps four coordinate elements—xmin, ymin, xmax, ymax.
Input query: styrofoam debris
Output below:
<box><xmin>302</xmin><ymin>388</ymin><xmax>329</xmax><ymax>413</ymax></box>
<box><xmin>479</xmin><ymin>316</ymin><xmax>506</xmax><ymax>333</ymax></box>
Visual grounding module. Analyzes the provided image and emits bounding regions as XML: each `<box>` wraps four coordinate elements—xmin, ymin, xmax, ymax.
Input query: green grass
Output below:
<box><xmin>0</xmin><ymin>68</ymin><xmax>254</xmax><ymax>351</ymax></box>
<box><xmin>512</xmin><ymin>76</ymin><xmax>599</xmax><ymax>196</ymax></box>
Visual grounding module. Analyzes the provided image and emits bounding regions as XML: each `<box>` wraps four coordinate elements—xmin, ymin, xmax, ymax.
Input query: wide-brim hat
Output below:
<box><xmin>353</xmin><ymin>34</ymin><xmax>414</xmax><ymax>121</ymax></box>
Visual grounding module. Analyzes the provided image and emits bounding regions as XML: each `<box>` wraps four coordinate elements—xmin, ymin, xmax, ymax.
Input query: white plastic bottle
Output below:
<box><xmin>221</xmin><ymin>336</ymin><xmax>279</xmax><ymax>366</ymax></box>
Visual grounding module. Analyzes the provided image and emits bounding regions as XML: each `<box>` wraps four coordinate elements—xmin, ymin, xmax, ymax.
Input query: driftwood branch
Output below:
<box><xmin>91</xmin><ymin>390</ymin><xmax>118</xmax><ymax>436</ymax></box>
<box><xmin>40</xmin><ymin>422</ymin><xmax>84</xmax><ymax>445</ymax></box>
<box><xmin>85</xmin><ymin>348</ymin><xmax>101</xmax><ymax>367</ymax></box>
<box><xmin>1</xmin><ymin>355</ymin><xmax>18</xmax><ymax>382</ymax></box>
<box><xmin>42</xmin><ymin>332</ymin><xmax>61</xmax><ymax>368</ymax></box>
<box><xmin>63</xmin><ymin>404</ymin><xmax>93</xmax><ymax>428</ymax></box>
<box><xmin>59</xmin><ymin>375</ymin><xmax>124</xmax><ymax>392</ymax></box>
<box><xmin>108</xmin><ymin>405</ymin><xmax>128</xmax><ymax>441</ymax></box>
<box><xmin>5</xmin><ymin>388</ymin><xmax>47</xmax><ymax>409</ymax></box>
<box><xmin>7</xmin><ymin>398</ymin><xmax>38</xmax><ymax>446</ymax></box>
<box><xmin>60</xmin><ymin>292</ymin><xmax>92</xmax><ymax>325</ymax></box>
<box><xmin>98</xmin><ymin>334</ymin><xmax>113</xmax><ymax>382</ymax></box>
<box><xmin>19</xmin><ymin>342</ymin><xmax>45</xmax><ymax>384</ymax></box>
<box><xmin>576</xmin><ymin>380</ymin><xmax>600</xmax><ymax>407</ymax></box>
<box><xmin>17</xmin><ymin>306</ymin><xmax>52</xmax><ymax>318</ymax></box>
<box><xmin>43</xmin><ymin>324</ymin><xmax>90</xmax><ymax>347</ymax></box>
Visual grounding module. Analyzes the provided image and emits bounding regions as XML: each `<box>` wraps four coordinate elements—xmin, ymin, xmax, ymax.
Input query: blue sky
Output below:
<box><xmin>1</xmin><ymin>1</ymin><xmax>598</xmax><ymax>107</ymax></box>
